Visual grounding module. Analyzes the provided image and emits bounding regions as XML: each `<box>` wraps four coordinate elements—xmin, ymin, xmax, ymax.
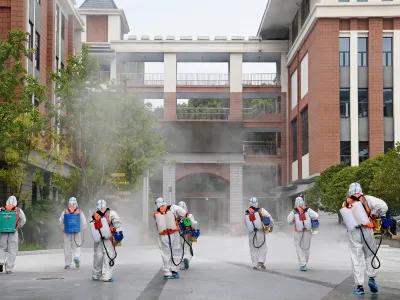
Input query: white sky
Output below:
<box><xmin>77</xmin><ymin>0</ymin><xmax>274</xmax><ymax>106</ymax></box>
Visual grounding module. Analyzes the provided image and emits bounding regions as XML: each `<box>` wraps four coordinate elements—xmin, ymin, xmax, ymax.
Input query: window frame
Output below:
<box><xmin>35</xmin><ymin>31</ymin><xmax>40</xmax><ymax>71</ymax></box>
<box><xmin>340</xmin><ymin>141</ymin><xmax>351</xmax><ymax>166</ymax></box>
<box><xmin>358</xmin><ymin>37</ymin><xmax>368</xmax><ymax>67</ymax></box>
<box><xmin>28</xmin><ymin>21</ymin><xmax>34</xmax><ymax>61</ymax></box>
<box><xmin>302</xmin><ymin>108</ymin><xmax>309</xmax><ymax>155</ymax></box>
<box><xmin>383</xmin><ymin>88</ymin><xmax>393</xmax><ymax>117</ymax></box>
<box><xmin>358</xmin><ymin>88</ymin><xmax>368</xmax><ymax>118</ymax></box>
<box><xmin>359</xmin><ymin>141</ymin><xmax>369</xmax><ymax>163</ymax></box>
<box><xmin>339</xmin><ymin>37</ymin><xmax>350</xmax><ymax>67</ymax></box>
<box><xmin>383</xmin><ymin>37</ymin><xmax>393</xmax><ymax>67</ymax></box>
<box><xmin>292</xmin><ymin>119</ymin><xmax>298</xmax><ymax>162</ymax></box>
<box><xmin>340</xmin><ymin>88</ymin><xmax>350</xmax><ymax>118</ymax></box>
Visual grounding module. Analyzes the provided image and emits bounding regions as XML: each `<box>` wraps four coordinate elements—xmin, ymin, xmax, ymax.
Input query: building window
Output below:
<box><xmin>56</xmin><ymin>56</ymin><xmax>59</xmax><ymax>70</ymax></box>
<box><xmin>339</xmin><ymin>0</ymin><xmax>349</xmax><ymax>2</ymax></box>
<box><xmin>358</xmin><ymin>89</ymin><xmax>368</xmax><ymax>118</ymax></box>
<box><xmin>357</xmin><ymin>0</ymin><xmax>368</xmax><ymax>2</ymax></box>
<box><xmin>340</xmin><ymin>37</ymin><xmax>350</xmax><ymax>66</ymax></box>
<box><xmin>301</xmin><ymin>0</ymin><xmax>310</xmax><ymax>26</ymax></box>
<box><xmin>340</xmin><ymin>88</ymin><xmax>350</xmax><ymax>118</ymax></box>
<box><xmin>34</xmin><ymin>97</ymin><xmax>39</xmax><ymax>108</ymax></box>
<box><xmin>383</xmin><ymin>37</ymin><xmax>392</xmax><ymax>66</ymax></box>
<box><xmin>28</xmin><ymin>21</ymin><xmax>34</xmax><ymax>61</ymax></box>
<box><xmin>292</xmin><ymin>119</ymin><xmax>298</xmax><ymax>162</ymax></box>
<box><xmin>302</xmin><ymin>108</ymin><xmax>309</xmax><ymax>155</ymax></box>
<box><xmin>384</xmin><ymin>142</ymin><xmax>394</xmax><ymax>153</ymax></box>
<box><xmin>61</xmin><ymin>14</ymin><xmax>65</xmax><ymax>40</ymax></box>
<box><xmin>359</xmin><ymin>142</ymin><xmax>369</xmax><ymax>163</ymax></box>
<box><xmin>35</xmin><ymin>32</ymin><xmax>40</xmax><ymax>71</ymax></box>
<box><xmin>383</xmin><ymin>88</ymin><xmax>393</xmax><ymax>117</ymax></box>
<box><xmin>292</xmin><ymin>12</ymin><xmax>299</xmax><ymax>43</ymax></box>
<box><xmin>340</xmin><ymin>142</ymin><xmax>351</xmax><ymax>165</ymax></box>
<box><xmin>358</xmin><ymin>38</ymin><xmax>368</xmax><ymax>67</ymax></box>
<box><xmin>61</xmin><ymin>62</ymin><xmax>64</xmax><ymax>70</ymax></box>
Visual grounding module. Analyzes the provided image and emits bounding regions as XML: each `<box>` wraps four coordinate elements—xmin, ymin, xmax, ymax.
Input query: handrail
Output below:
<box><xmin>243</xmin><ymin>141</ymin><xmax>281</xmax><ymax>155</ymax></box>
<box><xmin>176</xmin><ymin>106</ymin><xmax>230</xmax><ymax>120</ymax></box>
<box><xmin>177</xmin><ymin>73</ymin><xmax>229</xmax><ymax>86</ymax></box>
<box><xmin>117</xmin><ymin>73</ymin><xmax>164</xmax><ymax>85</ymax></box>
<box><xmin>243</xmin><ymin>100</ymin><xmax>281</xmax><ymax>120</ymax></box>
<box><xmin>242</xmin><ymin>73</ymin><xmax>280</xmax><ymax>85</ymax></box>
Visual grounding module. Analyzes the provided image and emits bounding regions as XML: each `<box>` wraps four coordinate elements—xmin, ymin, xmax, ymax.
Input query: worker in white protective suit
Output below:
<box><xmin>0</xmin><ymin>196</ymin><xmax>26</xmax><ymax>274</ymax></box>
<box><xmin>287</xmin><ymin>196</ymin><xmax>319</xmax><ymax>271</ymax></box>
<box><xmin>245</xmin><ymin>197</ymin><xmax>274</xmax><ymax>270</ymax></box>
<box><xmin>344</xmin><ymin>183</ymin><xmax>388</xmax><ymax>296</ymax></box>
<box><xmin>154</xmin><ymin>197</ymin><xmax>186</xmax><ymax>279</ymax></box>
<box><xmin>59</xmin><ymin>197</ymin><xmax>87</xmax><ymax>270</ymax></box>
<box><xmin>178</xmin><ymin>201</ymin><xmax>198</xmax><ymax>270</ymax></box>
<box><xmin>92</xmin><ymin>200</ymin><xmax>122</xmax><ymax>282</ymax></box>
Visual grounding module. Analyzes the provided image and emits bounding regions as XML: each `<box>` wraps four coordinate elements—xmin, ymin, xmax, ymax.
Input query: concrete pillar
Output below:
<box><xmin>164</xmin><ymin>53</ymin><xmax>177</xmax><ymax>120</ymax></box>
<box><xmin>229</xmin><ymin>163</ymin><xmax>243</xmax><ymax>223</ymax></box>
<box><xmin>110</xmin><ymin>55</ymin><xmax>117</xmax><ymax>81</ymax></box>
<box><xmin>350</xmin><ymin>31</ymin><xmax>359</xmax><ymax>166</ymax></box>
<box><xmin>163</xmin><ymin>164</ymin><xmax>176</xmax><ymax>205</ymax></box>
<box><xmin>394</xmin><ymin>30</ymin><xmax>400</xmax><ymax>143</ymax></box>
<box><xmin>229</xmin><ymin>53</ymin><xmax>243</xmax><ymax>121</ymax></box>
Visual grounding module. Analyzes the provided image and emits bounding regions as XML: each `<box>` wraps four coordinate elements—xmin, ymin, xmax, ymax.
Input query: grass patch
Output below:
<box><xmin>18</xmin><ymin>243</ymin><xmax>45</xmax><ymax>251</ymax></box>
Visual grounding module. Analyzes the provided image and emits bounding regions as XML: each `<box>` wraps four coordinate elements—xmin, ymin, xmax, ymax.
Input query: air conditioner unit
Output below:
<box><xmin>214</xmin><ymin>36</ymin><xmax>227</xmax><ymax>41</ymax></box>
<box><xmin>248</xmin><ymin>36</ymin><xmax>261</xmax><ymax>41</ymax></box>
<box><xmin>180</xmin><ymin>36</ymin><xmax>193</xmax><ymax>41</ymax></box>
<box><xmin>197</xmin><ymin>36</ymin><xmax>210</xmax><ymax>41</ymax></box>
<box><xmin>154</xmin><ymin>36</ymin><xmax>163</xmax><ymax>40</ymax></box>
<box><xmin>128</xmin><ymin>35</ymin><xmax>137</xmax><ymax>40</ymax></box>
<box><xmin>231</xmin><ymin>36</ymin><xmax>245</xmax><ymax>41</ymax></box>
<box><xmin>141</xmin><ymin>35</ymin><xmax>150</xmax><ymax>40</ymax></box>
<box><xmin>166</xmin><ymin>36</ymin><xmax>175</xmax><ymax>40</ymax></box>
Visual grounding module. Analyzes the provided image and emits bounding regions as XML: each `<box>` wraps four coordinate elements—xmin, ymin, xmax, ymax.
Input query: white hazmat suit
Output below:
<box><xmin>0</xmin><ymin>196</ymin><xmax>26</xmax><ymax>274</ymax></box>
<box><xmin>246</xmin><ymin>197</ymin><xmax>274</xmax><ymax>269</ymax></box>
<box><xmin>92</xmin><ymin>200</ymin><xmax>122</xmax><ymax>282</ymax></box>
<box><xmin>59</xmin><ymin>197</ymin><xmax>87</xmax><ymax>269</ymax></box>
<box><xmin>345</xmin><ymin>183</ymin><xmax>388</xmax><ymax>290</ymax></box>
<box><xmin>155</xmin><ymin>198</ymin><xmax>186</xmax><ymax>278</ymax></box>
<box><xmin>287</xmin><ymin>197</ymin><xmax>319</xmax><ymax>270</ymax></box>
<box><xmin>178</xmin><ymin>201</ymin><xmax>198</xmax><ymax>270</ymax></box>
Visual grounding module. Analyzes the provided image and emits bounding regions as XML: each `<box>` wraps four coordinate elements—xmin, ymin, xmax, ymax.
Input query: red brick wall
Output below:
<box><xmin>176</xmin><ymin>164</ymin><xmax>230</xmax><ymax>182</ymax></box>
<box><xmin>280</xmin><ymin>92</ymin><xmax>288</xmax><ymax>185</ymax></box>
<box><xmin>67</xmin><ymin>15</ymin><xmax>74</xmax><ymax>56</ymax></box>
<box><xmin>39</xmin><ymin>0</ymin><xmax>48</xmax><ymax>86</ymax></box>
<box><xmin>63</xmin><ymin>17</ymin><xmax>68</xmax><ymax>65</ymax></box>
<box><xmin>86</xmin><ymin>15</ymin><xmax>108</xmax><ymax>42</ymax></box>
<box><xmin>10</xmin><ymin>0</ymin><xmax>24</xmax><ymax>30</ymax></box>
<box><xmin>164</xmin><ymin>92</ymin><xmax>177</xmax><ymax>120</ymax></box>
<box><xmin>230</xmin><ymin>92</ymin><xmax>242</xmax><ymax>121</ymax></box>
<box><xmin>289</xmin><ymin>19</ymin><xmax>341</xmax><ymax>179</ymax></box>
<box><xmin>0</xmin><ymin>7</ymin><xmax>11</xmax><ymax>41</ymax></box>
<box><xmin>47</xmin><ymin>0</ymin><xmax>55</xmax><ymax>104</ymax></box>
<box><xmin>368</xmin><ymin>18</ymin><xmax>384</xmax><ymax>157</ymax></box>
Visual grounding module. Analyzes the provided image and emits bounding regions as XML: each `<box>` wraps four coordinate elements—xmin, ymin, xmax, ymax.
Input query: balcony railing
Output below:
<box><xmin>177</xmin><ymin>73</ymin><xmax>229</xmax><ymax>86</ymax></box>
<box><xmin>242</xmin><ymin>73</ymin><xmax>280</xmax><ymax>86</ymax></box>
<box><xmin>176</xmin><ymin>107</ymin><xmax>230</xmax><ymax>120</ymax></box>
<box><xmin>243</xmin><ymin>141</ymin><xmax>281</xmax><ymax>156</ymax></box>
<box><xmin>117</xmin><ymin>73</ymin><xmax>164</xmax><ymax>86</ymax></box>
<box><xmin>243</xmin><ymin>100</ymin><xmax>281</xmax><ymax>120</ymax></box>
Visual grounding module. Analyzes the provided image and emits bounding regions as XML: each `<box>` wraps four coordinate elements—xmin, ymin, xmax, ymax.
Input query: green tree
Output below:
<box><xmin>51</xmin><ymin>44</ymin><xmax>165</xmax><ymax>206</ymax></box>
<box><xmin>370</xmin><ymin>143</ymin><xmax>400</xmax><ymax>211</ymax></box>
<box><xmin>0</xmin><ymin>30</ymin><xmax>64</xmax><ymax>203</ymax></box>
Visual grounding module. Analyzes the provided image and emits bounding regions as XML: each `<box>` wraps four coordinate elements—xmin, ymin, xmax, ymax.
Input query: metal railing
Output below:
<box><xmin>243</xmin><ymin>141</ymin><xmax>281</xmax><ymax>156</ymax></box>
<box><xmin>117</xmin><ymin>73</ymin><xmax>164</xmax><ymax>86</ymax></box>
<box><xmin>177</xmin><ymin>73</ymin><xmax>229</xmax><ymax>86</ymax></box>
<box><xmin>243</xmin><ymin>100</ymin><xmax>281</xmax><ymax>120</ymax></box>
<box><xmin>242</xmin><ymin>73</ymin><xmax>280</xmax><ymax>85</ymax></box>
<box><xmin>176</xmin><ymin>107</ymin><xmax>230</xmax><ymax>120</ymax></box>
<box><xmin>98</xmin><ymin>71</ymin><xmax>111</xmax><ymax>81</ymax></box>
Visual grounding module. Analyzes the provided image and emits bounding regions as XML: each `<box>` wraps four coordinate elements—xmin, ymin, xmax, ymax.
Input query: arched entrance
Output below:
<box><xmin>176</xmin><ymin>173</ymin><xmax>230</xmax><ymax>233</ymax></box>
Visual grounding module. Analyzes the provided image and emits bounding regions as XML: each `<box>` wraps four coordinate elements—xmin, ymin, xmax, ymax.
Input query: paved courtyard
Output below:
<box><xmin>1</xmin><ymin>218</ymin><xmax>400</xmax><ymax>300</ymax></box>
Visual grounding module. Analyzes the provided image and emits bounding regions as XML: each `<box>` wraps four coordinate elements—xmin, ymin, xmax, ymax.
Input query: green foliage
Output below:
<box><xmin>52</xmin><ymin>44</ymin><xmax>165</xmax><ymax>206</ymax></box>
<box><xmin>307</xmin><ymin>144</ymin><xmax>400</xmax><ymax>215</ymax></box>
<box><xmin>243</xmin><ymin>99</ymin><xmax>274</xmax><ymax>108</ymax></box>
<box><xmin>370</xmin><ymin>143</ymin><xmax>400</xmax><ymax>211</ymax></box>
<box><xmin>0</xmin><ymin>30</ymin><xmax>63</xmax><ymax>202</ymax></box>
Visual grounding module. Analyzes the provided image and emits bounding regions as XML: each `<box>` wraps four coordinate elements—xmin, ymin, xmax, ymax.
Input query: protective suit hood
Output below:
<box><xmin>97</xmin><ymin>199</ymin><xmax>107</xmax><ymax>210</ymax></box>
<box><xmin>155</xmin><ymin>197</ymin><xmax>166</xmax><ymax>208</ymax></box>
<box><xmin>249</xmin><ymin>197</ymin><xmax>258</xmax><ymax>208</ymax></box>
<box><xmin>295</xmin><ymin>196</ymin><xmax>305</xmax><ymax>207</ymax></box>
<box><xmin>348</xmin><ymin>182</ymin><xmax>363</xmax><ymax>197</ymax></box>
<box><xmin>6</xmin><ymin>196</ymin><xmax>17</xmax><ymax>206</ymax></box>
<box><xmin>178</xmin><ymin>201</ymin><xmax>187</xmax><ymax>211</ymax></box>
<box><xmin>69</xmin><ymin>197</ymin><xmax>78</xmax><ymax>208</ymax></box>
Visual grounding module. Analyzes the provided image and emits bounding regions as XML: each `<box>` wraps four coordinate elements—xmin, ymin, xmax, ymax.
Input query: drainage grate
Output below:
<box><xmin>36</xmin><ymin>277</ymin><xmax>64</xmax><ymax>280</ymax></box>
